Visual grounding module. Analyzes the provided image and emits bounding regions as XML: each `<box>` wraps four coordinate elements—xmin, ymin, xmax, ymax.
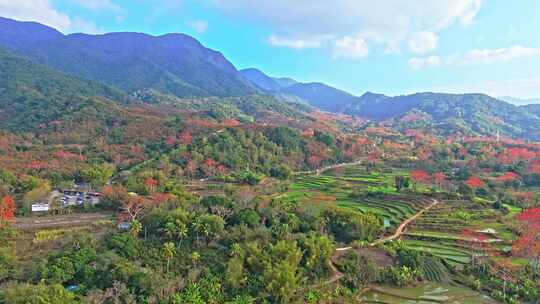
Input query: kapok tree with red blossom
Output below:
<box><xmin>433</xmin><ymin>172</ymin><xmax>447</xmax><ymax>189</ymax></box>
<box><xmin>410</xmin><ymin>170</ymin><xmax>430</xmax><ymax>188</ymax></box>
<box><xmin>178</xmin><ymin>131</ymin><xmax>193</xmax><ymax>145</ymax></box>
<box><xmin>527</xmin><ymin>160</ymin><xmax>540</xmax><ymax>174</ymax></box>
<box><xmin>513</xmin><ymin>208</ymin><xmax>540</xmax><ymax>267</ymax></box>
<box><xmin>144</xmin><ymin>178</ymin><xmax>159</xmax><ymax>193</ymax></box>
<box><xmin>465</xmin><ymin>176</ymin><xmax>485</xmax><ymax>196</ymax></box>
<box><xmin>0</xmin><ymin>196</ymin><xmax>16</xmax><ymax>225</ymax></box>
<box><xmin>496</xmin><ymin>172</ymin><xmax>521</xmax><ymax>186</ymax></box>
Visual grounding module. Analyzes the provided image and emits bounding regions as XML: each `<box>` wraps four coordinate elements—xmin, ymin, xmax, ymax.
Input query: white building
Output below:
<box><xmin>31</xmin><ymin>202</ymin><xmax>49</xmax><ymax>212</ymax></box>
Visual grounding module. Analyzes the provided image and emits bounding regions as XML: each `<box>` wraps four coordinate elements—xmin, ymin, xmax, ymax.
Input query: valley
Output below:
<box><xmin>0</xmin><ymin>13</ymin><xmax>539</xmax><ymax>304</ymax></box>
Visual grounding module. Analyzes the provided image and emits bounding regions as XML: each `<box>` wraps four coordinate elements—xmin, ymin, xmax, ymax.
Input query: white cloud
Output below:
<box><xmin>408</xmin><ymin>56</ymin><xmax>441</xmax><ymax>69</ymax></box>
<box><xmin>212</xmin><ymin>0</ymin><xmax>483</xmax><ymax>57</ymax></box>
<box><xmin>0</xmin><ymin>0</ymin><xmax>71</xmax><ymax>31</ymax></box>
<box><xmin>408</xmin><ymin>31</ymin><xmax>438</xmax><ymax>54</ymax></box>
<box><xmin>450</xmin><ymin>45</ymin><xmax>540</xmax><ymax>65</ymax></box>
<box><xmin>267</xmin><ymin>35</ymin><xmax>324</xmax><ymax>49</ymax></box>
<box><xmin>410</xmin><ymin>45</ymin><xmax>540</xmax><ymax>69</ymax></box>
<box><xmin>430</xmin><ymin>77</ymin><xmax>540</xmax><ymax>99</ymax></box>
<box><xmin>0</xmin><ymin>0</ymin><xmax>101</xmax><ymax>33</ymax></box>
<box><xmin>186</xmin><ymin>20</ymin><xmax>208</xmax><ymax>34</ymax></box>
<box><xmin>74</xmin><ymin>0</ymin><xmax>123</xmax><ymax>13</ymax></box>
<box><xmin>334</xmin><ymin>36</ymin><xmax>369</xmax><ymax>59</ymax></box>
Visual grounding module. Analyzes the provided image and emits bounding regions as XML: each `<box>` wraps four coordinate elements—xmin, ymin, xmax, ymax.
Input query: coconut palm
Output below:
<box><xmin>129</xmin><ymin>219</ymin><xmax>143</xmax><ymax>237</ymax></box>
<box><xmin>162</xmin><ymin>242</ymin><xmax>176</xmax><ymax>273</ymax></box>
<box><xmin>191</xmin><ymin>251</ymin><xmax>200</xmax><ymax>266</ymax></box>
<box><xmin>175</xmin><ymin>223</ymin><xmax>188</xmax><ymax>247</ymax></box>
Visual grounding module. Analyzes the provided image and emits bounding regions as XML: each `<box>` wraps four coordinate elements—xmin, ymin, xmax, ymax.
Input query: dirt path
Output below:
<box><xmin>371</xmin><ymin>200</ymin><xmax>439</xmax><ymax>246</ymax></box>
<box><xmin>323</xmin><ymin>200</ymin><xmax>439</xmax><ymax>285</ymax></box>
<box><xmin>13</xmin><ymin>212</ymin><xmax>114</xmax><ymax>230</ymax></box>
<box><xmin>295</xmin><ymin>158</ymin><xmax>366</xmax><ymax>176</ymax></box>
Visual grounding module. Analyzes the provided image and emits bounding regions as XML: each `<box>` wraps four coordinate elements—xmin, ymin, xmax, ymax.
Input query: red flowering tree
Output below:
<box><xmin>178</xmin><ymin>131</ymin><xmax>193</xmax><ymax>145</ymax></box>
<box><xmin>164</xmin><ymin>134</ymin><xmax>178</xmax><ymax>147</ymax></box>
<box><xmin>496</xmin><ymin>172</ymin><xmax>520</xmax><ymax>183</ymax></box>
<box><xmin>144</xmin><ymin>178</ymin><xmax>159</xmax><ymax>193</ymax></box>
<box><xmin>527</xmin><ymin>160</ymin><xmax>540</xmax><ymax>174</ymax></box>
<box><xmin>465</xmin><ymin>176</ymin><xmax>485</xmax><ymax>189</ymax></box>
<box><xmin>433</xmin><ymin>172</ymin><xmax>447</xmax><ymax>189</ymax></box>
<box><xmin>411</xmin><ymin>170</ymin><xmax>430</xmax><ymax>187</ymax></box>
<box><xmin>0</xmin><ymin>196</ymin><xmax>16</xmax><ymax>225</ymax></box>
<box><xmin>513</xmin><ymin>208</ymin><xmax>540</xmax><ymax>266</ymax></box>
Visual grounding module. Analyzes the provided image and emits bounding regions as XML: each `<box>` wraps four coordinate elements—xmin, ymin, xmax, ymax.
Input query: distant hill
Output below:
<box><xmin>239</xmin><ymin>68</ymin><xmax>282</xmax><ymax>91</ymax></box>
<box><xmin>499</xmin><ymin>96</ymin><xmax>540</xmax><ymax>106</ymax></box>
<box><xmin>344</xmin><ymin>92</ymin><xmax>540</xmax><ymax>139</ymax></box>
<box><xmin>0</xmin><ymin>17</ymin><xmax>62</xmax><ymax>49</ymax></box>
<box><xmin>280</xmin><ymin>83</ymin><xmax>358</xmax><ymax>113</ymax></box>
<box><xmin>0</xmin><ymin>16</ymin><xmax>255</xmax><ymax>99</ymax></box>
<box><xmin>521</xmin><ymin>104</ymin><xmax>540</xmax><ymax>117</ymax></box>
<box><xmin>241</xmin><ymin>67</ymin><xmax>357</xmax><ymax>112</ymax></box>
<box><xmin>0</xmin><ymin>48</ymin><xmax>127</xmax><ymax>131</ymax></box>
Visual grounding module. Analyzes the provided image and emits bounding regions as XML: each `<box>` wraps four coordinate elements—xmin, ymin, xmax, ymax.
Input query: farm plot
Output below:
<box><xmin>282</xmin><ymin>166</ymin><xmax>433</xmax><ymax>229</ymax></box>
<box><xmin>401</xmin><ymin>200</ymin><xmax>503</xmax><ymax>267</ymax></box>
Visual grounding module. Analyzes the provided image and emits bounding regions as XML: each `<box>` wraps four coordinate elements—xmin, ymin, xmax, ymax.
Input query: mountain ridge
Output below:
<box><xmin>0</xmin><ymin>16</ymin><xmax>256</xmax><ymax>99</ymax></box>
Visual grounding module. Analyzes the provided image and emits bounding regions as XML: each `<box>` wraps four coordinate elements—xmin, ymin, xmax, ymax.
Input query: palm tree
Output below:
<box><xmin>191</xmin><ymin>251</ymin><xmax>200</xmax><ymax>266</ymax></box>
<box><xmin>129</xmin><ymin>219</ymin><xmax>142</xmax><ymax>237</ymax></box>
<box><xmin>175</xmin><ymin>223</ymin><xmax>188</xmax><ymax>247</ymax></box>
<box><xmin>230</xmin><ymin>243</ymin><xmax>242</xmax><ymax>257</ymax></box>
<box><xmin>163</xmin><ymin>221</ymin><xmax>176</xmax><ymax>240</ymax></box>
<box><xmin>162</xmin><ymin>242</ymin><xmax>176</xmax><ymax>273</ymax></box>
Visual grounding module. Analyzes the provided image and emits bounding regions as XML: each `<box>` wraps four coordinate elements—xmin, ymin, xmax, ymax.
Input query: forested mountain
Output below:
<box><xmin>239</xmin><ymin>68</ymin><xmax>283</xmax><ymax>91</ymax></box>
<box><xmin>241</xmin><ymin>68</ymin><xmax>357</xmax><ymax>112</ymax></box>
<box><xmin>345</xmin><ymin>92</ymin><xmax>540</xmax><ymax>139</ymax></box>
<box><xmin>0</xmin><ymin>48</ymin><xmax>128</xmax><ymax>131</ymax></box>
<box><xmin>0</xmin><ymin>17</ymin><xmax>255</xmax><ymax>99</ymax></box>
<box><xmin>3</xmin><ymin>16</ymin><xmax>540</xmax><ymax>140</ymax></box>
<box><xmin>0</xmin><ymin>17</ymin><xmax>62</xmax><ymax>49</ymax></box>
<box><xmin>522</xmin><ymin>104</ymin><xmax>540</xmax><ymax>117</ymax></box>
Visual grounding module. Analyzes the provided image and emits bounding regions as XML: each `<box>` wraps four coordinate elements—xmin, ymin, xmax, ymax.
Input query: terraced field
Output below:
<box><xmin>279</xmin><ymin>166</ymin><xmax>432</xmax><ymax>228</ymax></box>
<box><xmin>402</xmin><ymin>200</ymin><xmax>503</xmax><ymax>267</ymax></box>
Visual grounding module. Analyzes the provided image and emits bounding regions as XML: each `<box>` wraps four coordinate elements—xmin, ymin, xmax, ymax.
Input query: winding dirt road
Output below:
<box><xmin>370</xmin><ymin>200</ymin><xmax>439</xmax><ymax>246</ymax></box>
<box><xmin>323</xmin><ymin>200</ymin><xmax>439</xmax><ymax>285</ymax></box>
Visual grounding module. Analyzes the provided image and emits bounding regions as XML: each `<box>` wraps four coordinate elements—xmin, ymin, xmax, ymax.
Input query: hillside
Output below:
<box><xmin>0</xmin><ymin>48</ymin><xmax>128</xmax><ymax>131</ymax></box>
<box><xmin>0</xmin><ymin>17</ymin><xmax>62</xmax><ymax>49</ymax></box>
<box><xmin>345</xmin><ymin>92</ymin><xmax>540</xmax><ymax>139</ymax></box>
<box><xmin>522</xmin><ymin>104</ymin><xmax>540</xmax><ymax>117</ymax></box>
<box><xmin>0</xmin><ymin>17</ymin><xmax>255</xmax><ymax>99</ymax></box>
<box><xmin>239</xmin><ymin>68</ymin><xmax>282</xmax><ymax>91</ymax></box>
<box><xmin>241</xmin><ymin>67</ymin><xmax>357</xmax><ymax>112</ymax></box>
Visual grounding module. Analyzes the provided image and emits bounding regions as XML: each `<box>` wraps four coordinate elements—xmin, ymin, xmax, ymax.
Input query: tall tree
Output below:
<box><xmin>0</xmin><ymin>196</ymin><xmax>16</xmax><ymax>225</ymax></box>
<box><xmin>162</xmin><ymin>242</ymin><xmax>176</xmax><ymax>273</ymax></box>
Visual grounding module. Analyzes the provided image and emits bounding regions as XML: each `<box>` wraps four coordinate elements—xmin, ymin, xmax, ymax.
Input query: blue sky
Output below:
<box><xmin>3</xmin><ymin>0</ymin><xmax>540</xmax><ymax>98</ymax></box>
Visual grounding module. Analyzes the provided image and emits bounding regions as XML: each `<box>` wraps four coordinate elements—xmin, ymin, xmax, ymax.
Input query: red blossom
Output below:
<box><xmin>0</xmin><ymin>196</ymin><xmax>16</xmax><ymax>223</ymax></box>
<box><xmin>411</xmin><ymin>170</ymin><xmax>430</xmax><ymax>184</ymax></box>
<box><xmin>178</xmin><ymin>131</ymin><xmax>193</xmax><ymax>145</ymax></box>
<box><xmin>496</xmin><ymin>172</ymin><xmax>520</xmax><ymax>183</ymax></box>
<box><xmin>434</xmin><ymin>172</ymin><xmax>447</xmax><ymax>185</ymax></box>
<box><xmin>465</xmin><ymin>176</ymin><xmax>485</xmax><ymax>189</ymax></box>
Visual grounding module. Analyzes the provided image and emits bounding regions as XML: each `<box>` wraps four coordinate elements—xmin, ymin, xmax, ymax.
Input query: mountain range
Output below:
<box><xmin>499</xmin><ymin>96</ymin><xmax>540</xmax><ymax>106</ymax></box>
<box><xmin>0</xmin><ymin>16</ymin><xmax>255</xmax><ymax>99</ymax></box>
<box><xmin>2</xmin><ymin>16</ymin><xmax>540</xmax><ymax>140</ymax></box>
